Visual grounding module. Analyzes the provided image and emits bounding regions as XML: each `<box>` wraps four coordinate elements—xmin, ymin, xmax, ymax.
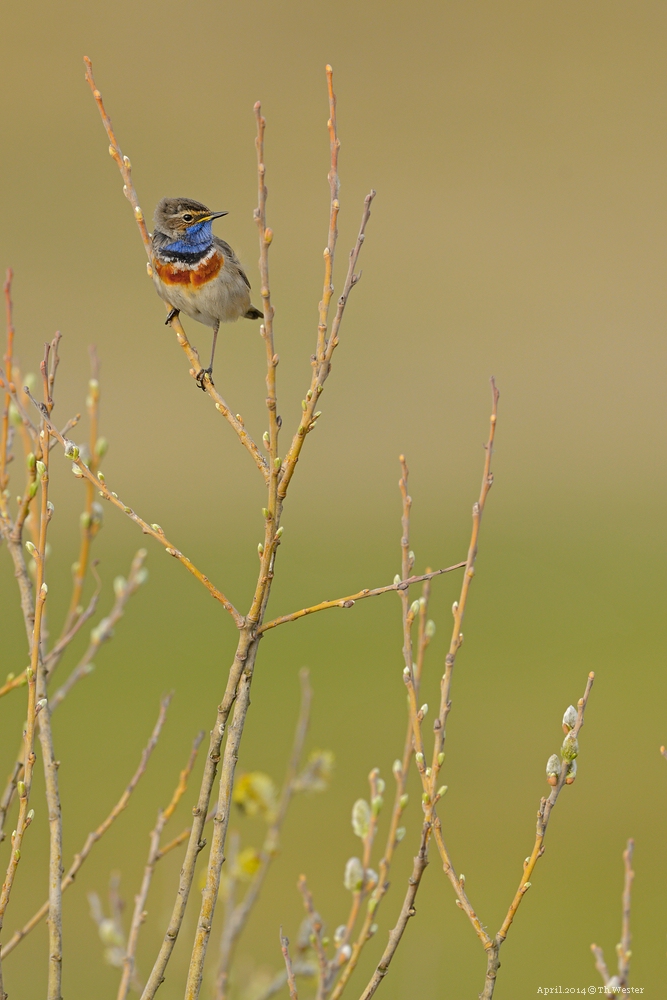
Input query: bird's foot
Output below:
<box><xmin>195</xmin><ymin>367</ymin><xmax>214</xmax><ymax>391</ymax></box>
<box><xmin>165</xmin><ymin>308</ymin><xmax>180</xmax><ymax>326</ymax></box>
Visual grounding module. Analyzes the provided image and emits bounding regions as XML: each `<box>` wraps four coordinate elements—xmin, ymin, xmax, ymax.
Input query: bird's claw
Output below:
<box><xmin>165</xmin><ymin>308</ymin><xmax>180</xmax><ymax>326</ymax></box>
<box><xmin>195</xmin><ymin>367</ymin><xmax>214</xmax><ymax>390</ymax></box>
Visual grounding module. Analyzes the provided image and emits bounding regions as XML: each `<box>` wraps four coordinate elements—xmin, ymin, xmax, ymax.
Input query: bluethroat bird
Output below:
<box><xmin>151</xmin><ymin>197</ymin><xmax>263</xmax><ymax>388</ymax></box>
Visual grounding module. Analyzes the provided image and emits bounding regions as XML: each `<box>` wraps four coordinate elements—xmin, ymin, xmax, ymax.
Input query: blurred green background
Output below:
<box><xmin>1</xmin><ymin>1</ymin><xmax>666</xmax><ymax>997</ymax></box>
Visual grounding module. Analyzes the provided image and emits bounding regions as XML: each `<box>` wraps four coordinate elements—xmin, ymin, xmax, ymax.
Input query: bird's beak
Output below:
<box><xmin>203</xmin><ymin>211</ymin><xmax>228</xmax><ymax>221</ymax></box>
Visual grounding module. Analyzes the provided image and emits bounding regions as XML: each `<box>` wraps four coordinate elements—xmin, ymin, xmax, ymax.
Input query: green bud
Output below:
<box><xmin>36</xmin><ymin>460</ymin><xmax>46</xmax><ymax>477</ymax></box>
<box><xmin>26</xmin><ymin>452</ymin><xmax>36</xmax><ymax>470</ymax></box>
<box><xmin>392</xmin><ymin>759</ymin><xmax>402</xmax><ymax>778</ymax></box>
<box><xmin>275</xmin><ymin>526</ymin><xmax>284</xmax><ymax>538</ymax></box>
<box><xmin>25</xmin><ymin>541</ymin><xmax>35</xmax><ymax>555</ymax></box>
<box><xmin>393</xmin><ymin>574</ymin><xmax>401</xmax><ymax>586</ymax></box>
<box><xmin>263</xmin><ymin>431</ymin><xmax>270</xmax><ymax>443</ymax></box>
<box><xmin>561</xmin><ymin>733</ymin><xmax>579</xmax><ymax>761</ymax></box>
<box><xmin>420</xmin><ymin>703</ymin><xmax>428</xmax><ymax>716</ymax></box>
<box><xmin>94</xmin><ymin>437</ymin><xmax>108</xmax><ymax>458</ymax></box>
<box><xmin>352</xmin><ymin>799</ymin><xmax>371</xmax><ymax>838</ymax></box>
<box><xmin>151</xmin><ymin>523</ymin><xmax>163</xmax><ymax>533</ymax></box>
<box><xmin>376</xmin><ymin>778</ymin><xmax>385</xmax><ymax>795</ymax></box>
<box><xmin>113</xmin><ymin>576</ymin><xmax>127</xmax><ymax>598</ymax></box>
<box><xmin>26</xmin><ymin>667</ymin><xmax>33</xmax><ymax>682</ymax></box>
<box><xmin>64</xmin><ymin>440</ymin><xmax>79</xmax><ymax>460</ymax></box>
<box><xmin>13</xmin><ymin>849</ymin><xmax>20</xmax><ymax>862</ymax></box>
<box><xmin>409</xmin><ymin>599</ymin><xmax>420</xmax><ymax>617</ymax></box>
<box><xmin>425</xmin><ymin>619</ymin><xmax>436</xmax><ymax>638</ymax></box>
<box><xmin>436</xmin><ymin>785</ymin><xmax>448</xmax><ymax>799</ymax></box>
<box><xmin>257</xmin><ymin>542</ymin><xmax>264</xmax><ymax>556</ymax></box>
<box><xmin>395</xmin><ymin>826</ymin><xmax>406</xmax><ymax>843</ymax></box>
<box><xmin>367</xmin><ymin>896</ymin><xmax>377</xmax><ymax>915</ymax></box>
<box><xmin>17</xmin><ymin>781</ymin><xmax>26</xmax><ymax>798</ymax></box>
<box><xmin>28</xmin><ymin>481</ymin><xmax>39</xmax><ymax>498</ymax></box>
<box><xmin>40</xmin><ymin>583</ymin><xmax>47</xmax><ymax>595</ymax></box>
<box><xmin>27</xmin><ymin>809</ymin><xmax>34</xmax><ymax>823</ymax></box>
<box><xmin>399</xmin><ymin>794</ymin><xmax>409</xmax><ymax>810</ymax></box>
<box><xmin>422</xmin><ymin>791</ymin><xmax>431</xmax><ymax>805</ymax></box>
<box><xmin>262</xmin><ymin>508</ymin><xmax>270</xmax><ymax>519</ymax></box>
<box><xmin>437</xmin><ymin>752</ymin><xmax>445</xmax><ymax>765</ymax></box>
<box><xmin>71</xmin><ymin>463</ymin><xmax>84</xmax><ymax>478</ymax></box>
<box><xmin>301</xmin><ymin>399</ymin><xmax>307</xmax><ymax>411</ymax></box>
<box><xmin>80</xmin><ymin>511</ymin><xmax>91</xmax><ymax>529</ymax></box>
<box><xmin>274</xmin><ymin>456</ymin><xmax>281</xmax><ymax>469</ymax></box>
<box><xmin>415</xmin><ymin>752</ymin><xmax>424</xmax><ymax>766</ymax></box>
<box><xmin>369</xmin><ymin>923</ymin><xmax>378</xmax><ymax>936</ymax></box>
<box><xmin>371</xmin><ymin>795</ymin><xmax>383</xmax><ymax>815</ymax></box>
<box><xmin>343</xmin><ymin>857</ymin><xmax>364</xmax><ymax>892</ymax></box>
<box><xmin>9</xmin><ymin>402</ymin><xmax>21</xmax><ymax>426</ymax></box>
<box><xmin>46</xmin><ymin>501</ymin><xmax>54</xmax><ymax>514</ymax></box>
<box><xmin>97</xmin><ymin>471</ymin><xmax>104</xmax><ymax>483</ymax></box>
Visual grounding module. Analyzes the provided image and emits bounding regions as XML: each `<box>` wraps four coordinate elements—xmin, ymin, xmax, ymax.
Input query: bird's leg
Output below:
<box><xmin>195</xmin><ymin>321</ymin><xmax>219</xmax><ymax>390</ymax></box>
<box><xmin>165</xmin><ymin>307</ymin><xmax>180</xmax><ymax>326</ymax></box>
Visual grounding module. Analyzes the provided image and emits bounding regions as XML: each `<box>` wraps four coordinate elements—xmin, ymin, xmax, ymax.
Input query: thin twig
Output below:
<box><xmin>117</xmin><ymin>730</ymin><xmax>204</xmax><ymax>1000</ymax></box>
<box><xmin>590</xmin><ymin>838</ymin><xmax>635</xmax><ymax>997</ymax></box>
<box><xmin>480</xmin><ymin>672</ymin><xmax>596</xmax><ymax>1000</ymax></box>
<box><xmin>297</xmin><ymin>876</ymin><xmax>329</xmax><ymax>1000</ymax></box>
<box><xmin>2</xmin><ymin>696</ymin><xmax>172</xmax><ymax>960</ymax></box>
<box><xmin>280</xmin><ymin>930</ymin><xmax>299</xmax><ymax>1000</ymax></box>
<box><xmin>258</xmin><ymin>564</ymin><xmax>465</xmax><ymax>634</ymax></box>
<box><xmin>22</xmin><ymin>392</ymin><xmax>242</xmax><ymax>626</ymax></box>
<box><xmin>215</xmin><ymin>670</ymin><xmax>312</xmax><ymax>999</ymax></box>
<box><xmin>357</xmin><ymin>823</ymin><xmax>430</xmax><ymax>1000</ymax></box>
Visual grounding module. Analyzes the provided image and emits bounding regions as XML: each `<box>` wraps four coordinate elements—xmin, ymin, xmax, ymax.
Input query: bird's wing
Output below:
<box><xmin>214</xmin><ymin>237</ymin><xmax>252</xmax><ymax>289</ymax></box>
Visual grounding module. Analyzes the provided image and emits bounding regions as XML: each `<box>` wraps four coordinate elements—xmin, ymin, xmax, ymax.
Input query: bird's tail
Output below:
<box><xmin>245</xmin><ymin>305</ymin><xmax>264</xmax><ymax>320</ymax></box>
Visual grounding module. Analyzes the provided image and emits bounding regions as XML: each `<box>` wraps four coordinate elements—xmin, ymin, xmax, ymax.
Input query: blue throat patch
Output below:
<box><xmin>165</xmin><ymin>220</ymin><xmax>214</xmax><ymax>255</ymax></box>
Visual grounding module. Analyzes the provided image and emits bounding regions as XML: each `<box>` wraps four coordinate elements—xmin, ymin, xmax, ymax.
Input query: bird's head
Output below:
<box><xmin>154</xmin><ymin>198</ymin><xmax>228</xmax><ymax>239</ymax></box>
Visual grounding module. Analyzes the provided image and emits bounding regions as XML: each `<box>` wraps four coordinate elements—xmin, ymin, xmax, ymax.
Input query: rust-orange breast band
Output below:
<box><xmin>154</xmin><ymin>252</ymin><xmax>224</xmax><ymax>287</ymax></box>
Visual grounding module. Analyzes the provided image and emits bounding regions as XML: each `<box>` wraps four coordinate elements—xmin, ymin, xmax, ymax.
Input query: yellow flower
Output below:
<box><xmin>232</xmin><ymin>772</ymin><xmax>278</xmax><ymax>820</ymax></box>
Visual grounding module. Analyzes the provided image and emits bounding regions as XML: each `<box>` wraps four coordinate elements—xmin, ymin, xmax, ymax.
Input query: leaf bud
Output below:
<box><xmin>27</xmin><ymin>809</ymin><xmax>34</xmax><ymax>823</ymax></box>
<box><xmin>275</xmin><ymin>526</ymin><xmax>284</xmax><ymax>538</ymax></box>
<box><xmin>26</xmin><ymin>452</ymin><xmax>36</xmax><ymax>469</ymax></box>
<box><xmin>333</xmin><ymin>925</ymin><xmax>346</xmax><ymax>946</ymax></box>
<box><xmin>393</xmin><ymin>574</ymin><xmax>401</xmax><ymax>586</ymax></box>
<box><xmin>422</xmin><ymin>791</ymin><xmax>431</xmax><ymax>805</ymax></box>
<box><xmin>262</xmin><ymin>507</ymin><xmax>270</xmax><ymax>519</ymax></box>
<box><xmin>71</xmin><ymin>463</ymin><xmax>84</xmax><ymax>478</ymax></box>
<box><xmin>36</xmin><ymin>461</ymin><xmax>46</xmax><ymax>477</ymax></box>
<box><xmin>343</xmin><ymin>857</ymin><xmax>364</xmax><ymax>892</ymax></box>
<box><xmin>415</xmin><ymin>752</ymin><xmax>424</xmax><ymax>766</ymax></box>
<box><xmin>425</xmin><ymin>619</ymin><xmax>436</xmax><ymax>638</ymax></box>
<box><xmin>97</xmin><ymin>471</ymin><xmax>104</xmax><ymax>483</ymax></box>
<box><xmin>562</xmin><ymin>705</ymin><xmax>577</xmax><ymax>733</ymax></box>
<box><xmin>392</xmin><ymin>759</ymin><xmax>402</xmax><ymax>778</ymax></box>
<box><xmin>410</xmin><ymin>599</ymin><xmax>420</xmax><ymax>617</ymax></box>
<box><xmin>395</xmin><ymin>826</ymin><xmax>406</xmax><ymax>843</ymax></box>
<box><xmin>365</xmin><ymin>868</ymin><xmax>378</xmax><ymax>890</ymax></box>
<box><xmin>40</xmin><ymin>583</ymin><xmax>47</xmax><ymax>596</ymax></box>
<box><xmin>17</xmin><ymin>781</ymin><xmax>26</xmax><ymax>799</ymax></box>
<box><xmin>561</xmin><ymin>732</ymin><xmax>579</xmax><ymax>761</ymax></box>
<box><xmin>420</xmin><ymin>703</ymin><xmax>428</xmax><ymax>717</ymax></box>
<box><xmin>113</xmin><ymin>576</ymin><xmax>127</xmax><ymax>598</ymax></box>
<box><xmin>337</xmin><ymin>944</ymin><xmax>351</xmax><ymax>964</ymax></box>
<box><xmin>369</xmin><ymin>923</ymin><xmax>379</xmax><ymax>936</ymax></box>
<box><xmin>28</xmin><ymin>481</ymin><xmax>39</xmax><ymax>498</ymax></box>
<box><xmin>437</xmin><ymin>752</ymin><xmax>445</xmax><ymax>765</ymax></box>
<box><xmin>25</xmin><ymin>541</ymin><xmax>36</xmax><ymax>555</ymax></box>
<box><xmin>399</xmin><ymin>794</ymin><xmax>409</xmax><ymax>810</ymax></box>
<box><xmin>546</xmin><ymin>754</ymin><xmax>561</xmax><ymax>785</ymax></box>
<box><xmin>375</xmin><ymin>777</ymin><xmax>385</xmax><ymax>795</ymax></box>
<box><xmin>274</xmin><ymin>456</ymin><xmax>281</xmax><ymax>470</ymax></box>
<box><xmin>352</xmin><ymin>799</ymin><xmax>371</xmax><ymax>838</ymax></box>
<box><xmin>95</xmin><ymin>437</ymin><xmax>108</xmax><ymax>458</ymax></box>
<box><xmin>371</xmin><ymin>795</ymin><xmax>383</xmax><ymax>816</ymax></box>
<box><xmin>437</xmin><ymin>785</ymin><xmax>448</xmax><ymax>799</ymax></box>
<box><xmin>46</xmin><ymin>501</ymin><xmax>54</xmax><ymax>514</ymax></box>
<box><xmin>151</xmin><ymin>523</ymin><xmax>163</xmax><ymax>533</ymax></box>
<box><xmin>565</xmin><ymin>759</ymin><xmax>577</xmax><ymax>785</ymax></box>
<box><xmin>35</xmin><ymin>697</ymin><xmax>47</xmax><ymax>714</ymax></box>
<box><xmin>257</xmin><ymin>543</ymin><xmax>264</xmax><ymax>556</ymax></box>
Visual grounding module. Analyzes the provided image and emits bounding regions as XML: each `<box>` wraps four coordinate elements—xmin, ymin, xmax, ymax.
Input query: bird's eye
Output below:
<box><xmin>183</xmin><ymin>213</ymin><xmax>194</xmax><ymax>222</ymax></box>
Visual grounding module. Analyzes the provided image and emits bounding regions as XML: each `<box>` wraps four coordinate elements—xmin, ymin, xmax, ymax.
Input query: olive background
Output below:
<box><xmin>0</xmin><ymin>2</ymin><xmax>666</xmax><ymax>997</ymax></box>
